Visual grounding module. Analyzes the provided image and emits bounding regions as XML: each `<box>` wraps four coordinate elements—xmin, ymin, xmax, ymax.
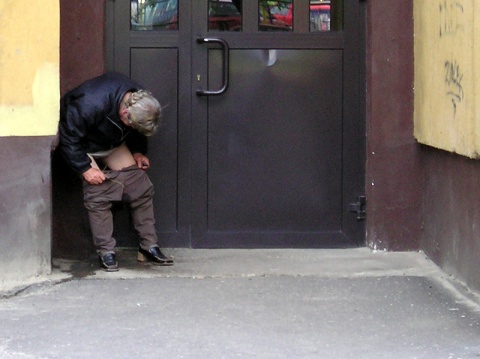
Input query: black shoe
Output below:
<box><xmin>99</xmin><ymin>252</ymin><xmax>119</xmax><ymax>272</ymax></box>
<box><xmin>137</xmin><ymin>246</ymin><xmax>174</xmax><ymax>266</ymax></box>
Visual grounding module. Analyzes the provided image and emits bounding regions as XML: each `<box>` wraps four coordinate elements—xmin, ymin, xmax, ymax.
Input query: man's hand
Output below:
<box><xmin>133</xmin><ymin>153</ymin><xmax>150</xmax><ymax>170</ymax></box>
<box><xmin>82</xmin><ymin>167</ymin><xmax>106</xmax><ymax>185</ymax></box>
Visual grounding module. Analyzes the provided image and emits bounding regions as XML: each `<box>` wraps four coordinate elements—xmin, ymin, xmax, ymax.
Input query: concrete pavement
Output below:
<box><xmin>0</xmin><ymin>248</ymin><xmax>479</xmax><ymax>358</ymax></box>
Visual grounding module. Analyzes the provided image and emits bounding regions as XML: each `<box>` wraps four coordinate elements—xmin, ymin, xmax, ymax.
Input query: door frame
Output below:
<box><xmin>104</xmin><ymin>0</ymin><xmax>366</xmax><ymax>248</ymax></box>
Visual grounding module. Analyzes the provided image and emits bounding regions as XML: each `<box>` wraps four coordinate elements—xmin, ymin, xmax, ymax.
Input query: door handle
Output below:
<box><xmin>196</xmin><ymin>37</ymin><xmax>230</xmax><ymax>96</ymax></box>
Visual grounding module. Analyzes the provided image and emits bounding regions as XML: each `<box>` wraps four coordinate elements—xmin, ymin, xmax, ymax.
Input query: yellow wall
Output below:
<box><xmin>0</xmin><ymin>0</ymin><xmax>59</xmax><ymax>136</ymax></box>
<box><xmin>414</xmin><ymin>0</ymin><xmax>480</xmax><ymax>158</ymax></box>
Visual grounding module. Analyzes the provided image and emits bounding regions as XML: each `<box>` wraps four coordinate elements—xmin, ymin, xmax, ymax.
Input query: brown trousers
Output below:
<box><xmin>83</xmin><ymin>165</ymin><xmax>158</xmax><ymax>254</ymax></box>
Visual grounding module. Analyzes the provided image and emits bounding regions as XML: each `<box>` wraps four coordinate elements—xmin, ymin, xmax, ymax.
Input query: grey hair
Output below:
<box><xmin>125</xmin><ymin>90</ymin><xmax>162</xmax><ymax>136</ymax></box>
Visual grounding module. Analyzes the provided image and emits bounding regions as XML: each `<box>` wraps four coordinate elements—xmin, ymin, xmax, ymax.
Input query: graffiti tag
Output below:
<box><xmin>439</xmin><ymin>0</ymin><xmax>464</xmax><ymax>37</ymax></box>
<box><xmin>444</xmin><ymin>59</ymin><xmax>464</xmax><ymax>115</ymax></box>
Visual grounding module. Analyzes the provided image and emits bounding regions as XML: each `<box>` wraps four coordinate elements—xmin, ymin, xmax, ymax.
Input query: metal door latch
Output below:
<box><xmin>349</xmin><ymin>196</ymin><xmax>366</xmax><ymax>220</ymax></box>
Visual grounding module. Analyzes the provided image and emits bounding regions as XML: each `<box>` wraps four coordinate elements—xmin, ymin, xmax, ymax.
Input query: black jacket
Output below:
<box><xmin>59</xmin><ymin>72</ymin><xmax>148</xmax><ymax>174</ymax></box>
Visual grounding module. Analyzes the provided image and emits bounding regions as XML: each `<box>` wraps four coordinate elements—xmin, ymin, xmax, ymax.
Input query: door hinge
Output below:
<box><xmin>349</xmin><ymin>196</ymin><xmax>366</xmax><ymax>220</ymax></box>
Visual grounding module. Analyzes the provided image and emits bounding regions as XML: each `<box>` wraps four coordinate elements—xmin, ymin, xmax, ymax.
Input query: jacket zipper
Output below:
<box><xmin>106</xmin><ymin>116</ymin><xmax>131</xmax><ymax>143</ymax></box>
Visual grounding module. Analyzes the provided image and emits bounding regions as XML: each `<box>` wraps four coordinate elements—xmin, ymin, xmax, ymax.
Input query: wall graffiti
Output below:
<box><xmin>439</xmin><ymin>0</ymin><xmax>465</xmax><ymax>116</ymax></box>
<box><xmin>439</xmin><ymin>0</ymin><xmax>464</xmax><ymax>37</ymax></box>
<box><xmin>444</xmin><ymin>59</ymin><xmax>464</xmax><ymax>116</ymax></box>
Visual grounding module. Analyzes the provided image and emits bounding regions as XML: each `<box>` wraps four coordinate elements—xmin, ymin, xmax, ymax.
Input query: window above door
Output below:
<box><xmin>130</xmin><ymin>0</ymin><xmax>343</xmax><ymax>33</ymax></box>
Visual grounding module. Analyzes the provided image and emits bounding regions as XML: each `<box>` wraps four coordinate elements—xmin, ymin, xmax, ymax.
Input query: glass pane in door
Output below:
<box><xmin>310</xmin><ymin>0</ymin><xmax>343</xmax><ymax>32</ymax></box>
<box><xmin>131</xmin><ymin>0</ymin><xmax>178</xmax><ymax>30</ymax></box>
<box><xmin>208</xmin><ymin>0</ymin><xmax>242</xmax><ymax>31</ymax></box>
<box><xmin>259</xmin><ymin>0</ymin><xmax>293</xmax><ymax>32</ymax></box>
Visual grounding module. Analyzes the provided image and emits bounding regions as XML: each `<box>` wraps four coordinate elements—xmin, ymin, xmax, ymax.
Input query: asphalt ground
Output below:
<box><xmin>0</xmin><ymin>248</ymin><xmax>479</xmax><ymax>358</ymax></box>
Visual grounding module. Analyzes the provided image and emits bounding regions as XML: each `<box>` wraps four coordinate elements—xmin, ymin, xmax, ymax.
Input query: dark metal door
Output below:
<box><xmin>106</xmin><ymin>0</ymin><xmax>365</xmax><ymax>248</ymax></box>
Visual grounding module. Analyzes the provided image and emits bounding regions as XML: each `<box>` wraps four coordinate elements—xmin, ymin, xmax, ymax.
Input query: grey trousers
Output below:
<box><xmin>83</xmin><ymin>165</ymin><xmax>158</xmax><ymax>254</ymax></box>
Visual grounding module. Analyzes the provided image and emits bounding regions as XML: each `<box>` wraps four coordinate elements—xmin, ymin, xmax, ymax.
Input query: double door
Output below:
<box><xmin>106</xmin><ymin>0</ymin><xmax>365</xmax><ymax>248</ymax></box>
